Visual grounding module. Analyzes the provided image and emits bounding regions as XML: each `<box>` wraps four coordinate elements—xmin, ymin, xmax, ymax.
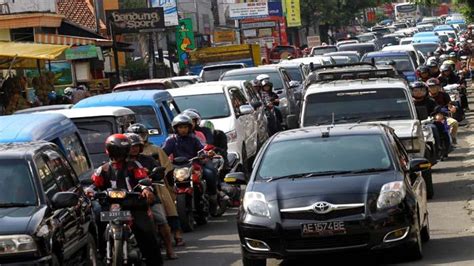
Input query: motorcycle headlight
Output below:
<box><xmin>174</xmin><ymin>168</ymin><xmax>190</xmax><ymax>182</ymax></box>
<box><xmin>377</xmin><ymin>181</ymin><xmax>406</xmax><ymax>210</ymax></box>
<box><xmin>243</xmin><ymin>192</ymin><xmax>271</xmax><ymax>218</ymax></box>
<box><xmin>108</xmin><ymin>190</ymin><xmax>126</xmax><ymax>199</ymax></box>
<box><xmin>0</xmin><ymin>235</ymin><xmax>37</xmax><ymax>255</ymax></box>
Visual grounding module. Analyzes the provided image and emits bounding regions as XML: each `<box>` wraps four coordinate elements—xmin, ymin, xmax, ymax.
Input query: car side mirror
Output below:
<box><xmin>286</xmin><ymin>114</ymin><xmax>299</xmax><ymax>129</ymax></box>
<box><xmin>289</xmin><ymin>80</ymin><xmax>301</xmax><ymax>88</ymax></box>
<box><xmin>224</xmin><ymin>172</ymin><xmax>247</xmax><ymax>184</ymax></box>
<box><xmin>51</xmin><ymin>192</ymin><xmax>79</xmax><ymax>209</ymax></box>
<box><xmin>239</xmin><ymin>105</ymin><xmax>254</xmax><ymax>115</ymax></box>
<box><xmin>251</xmin><ymin>101</ymin><xmax>263</xmax><ymax>109</ymax></box>
<box><xmin>409</xmin><ymin>158</ymin><xmax>431</xmax><ymax>173</ymax></box>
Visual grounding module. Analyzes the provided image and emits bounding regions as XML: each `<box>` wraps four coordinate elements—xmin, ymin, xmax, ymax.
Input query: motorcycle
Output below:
<box><xmin>421</xmin><ymin>117</ymin><xmax>438</xmax><ymax>165</ymax></box>
<box><xmin>94</xmin><ymin>178</ymin><xmax>152</xmax><ymax>266</ymax></box>
<box><xmin>173</xmin><ymin>154</ymin><xmax>209</xmax><ymax>232</ymax></box>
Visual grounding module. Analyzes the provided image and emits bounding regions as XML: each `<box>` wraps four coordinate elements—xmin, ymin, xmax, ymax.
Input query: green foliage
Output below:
<box><xmin>454</xmin><ymin>0</ymin><xmax>474</xmax><ymax>22</ymax></box>
<box><xmin>119</xmin><ymin>0</ymin><xmax>147</xmax><ymax>9</ymax></box>
<box><xmin>124</xmin><ymin>58</ymin><xmax>149</xmax><ymax>80</ymax></box>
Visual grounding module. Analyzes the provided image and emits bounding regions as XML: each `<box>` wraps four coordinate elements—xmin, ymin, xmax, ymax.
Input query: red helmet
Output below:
<box><xmin>105</xmin><ymin>134</ymin><xmax>130</xmax><ymax>161</ymax></box>
<box><xmin>448</xmin><ymin>37</ymin><xmax>455</xmax><ymax>43</ymax></box>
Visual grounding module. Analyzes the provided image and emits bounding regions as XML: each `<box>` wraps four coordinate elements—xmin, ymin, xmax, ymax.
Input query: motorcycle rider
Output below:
<box><xmin>125</xmin><ymin>133</ymin><xmax>178</xmax><ymax>260</ymax></box>
<box><xmin>417</xmin><ymin>65</ymin><xmax>431</xmax><ymax>82</ymax></box>
<box><xmin>438</xmin><ymin>63</ymin><xmax>460</xmax><ymax>87</ymax></box>
<box><xmin>184</xmin><ymin>108</ymin><xmax>214</xmax><ymax>145</ymax></box>
<box><xmin>89</xmin><ymin>134</ymin><xmax>163</xmax><ymax>266</ymax></box>
<box><xmin>126</xmin><ymin>123</ymin><xmax>186</xmax><ymax>247</ymax></box>
<box><xmin>260</xmin><ymin>79</ymin><xmax>283</xmax><ymax>135</ymax></box>
<box><xmin>201</xmin><ymin>119</ymin><xmax>229</xmax><ymax>170</ymax></box>
<box><xmin>182</xmin><ymin>109</ymin><xmax>207</xmax><ymax>144</ymax></box>
<box><xmin>463</xmin><ymin>25</ymin><xmax>474</xmax><ymax>39</ymax></box>
<box><xmin>163</xmin><ymin>114</ymin><xmax>220</xmax><ymax>215</ymax></box>
<box><xmin>427</xmin><ymin>59</ymin><xmax>440</xmax><ymax>78</ymax></box>
<box><xmin>427</xmin><ymin>78</ymin><xmax>451</xmax><ymax>107</ymax></box>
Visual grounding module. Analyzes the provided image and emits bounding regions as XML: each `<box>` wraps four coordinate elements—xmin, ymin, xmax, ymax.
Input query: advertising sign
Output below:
<box><xmin>285</xmin><ymin>0</ymin><xmax>301</xmax><ymax>27</ymax></box>
<box><xmin>151</xmin><ymin>0</ymin><xmax>179</xmax><ymax>27</ymax></box>
<box><xmin>214</xmin><ymin>31</ymin><xmax>236</xmax><ymax>43</ymax></box>
<box><xmin>65</xmin><ymin>45</ymin><xmax>100</xmax><ymax>60</ymax></box>
<box><xmin>229</xmin><ymin>1</ymin><xmax>269</xmax><ymax>20</ymax></box>
<box><xmin>107</xmin><ymin>8</ymin><xmax>165</xmax><ymax>33</ymax></box>
<box><xmin>176</xmin><ymin>18</ymin><xmax>196</xmax><ymax>70</ymax></box>
<box><xmin>268</xmin><ymin>2</ymin><xmax>283</xmax><ymax>17</ymax></box>
<box><xmin>307</xmin><ymin>35</ymin><xmax>321</xmax><ymax>47</ymax></box>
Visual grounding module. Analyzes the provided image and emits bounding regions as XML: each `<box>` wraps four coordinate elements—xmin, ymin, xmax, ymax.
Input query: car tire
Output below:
<box><xmin>405</xmin><ymin>223</ymin><xmax>423</xmax><ymax>261</ymax></box>
<box><xmin>85</xmin><ymin>233</ymin><xmax>98</xmax><ymax>266</ymax></box>
<box><xmin>177</xmin><ymin>194</ymin><xmax>194</xmax><ymax>232</ymax></box>
<box><xmin>421</xmin><ymin>217</ymin><xmax>430</xmax><ymax>242</ymax></box>
<box><xmin>422</xmin><ymin>170</ymin><xmax>434</xmax><ymax>199</ymax></box>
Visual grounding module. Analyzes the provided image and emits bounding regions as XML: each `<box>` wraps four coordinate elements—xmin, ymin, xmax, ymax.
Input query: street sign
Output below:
<box><xmin>107</xmin><ymin>8</ymin><xmax>165</xmax><ymax>34</ymax></box>
<box><xmin>151</xmin><ymin>0</ymin><xmax>179</xmax><ymax>27</ymax></box>
<box><xmin>307</xmin><ymin>35</ymin><xmax>321</xmax><ymax>47</ymax></box>
<box><xmin>229</xmin><ymin>2</ymin><xmax>269</xmax><ymax>20</ymax></box>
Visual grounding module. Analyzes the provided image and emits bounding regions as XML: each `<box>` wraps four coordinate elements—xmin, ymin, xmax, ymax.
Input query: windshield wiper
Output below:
<box><xmin>0</xmin><ymin>202</ymin><xmax>35</xmax><ymax>207</ymax></box>
<box><xmin>349</xmin><ymin>168</ymin><xmax>390</xmax><ymax>174</ymax></box>
<box><xmin>369</xmin><ymin>114</ymin><xmax>409</xmax><ymax>121</ymax></box>
<box><xmin>314</xmin><ymin>116</ymin><xmax>362</xmax><ymax>126</ymax></box>
<box><xmin>266</xmin><ymin>170</ymin><xmax>353</xmax><ymax>182</ymax></box>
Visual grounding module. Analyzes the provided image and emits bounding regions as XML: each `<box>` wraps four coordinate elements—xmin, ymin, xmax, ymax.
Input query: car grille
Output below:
<box><xmin>285</xmin><ymin>233</ymin><xmax>370</xmax><ymax>250</ymax></box>
<box><xmin>280</xmin><ymin>207</ymin><xmax>365</xmax><ymax>221</ymax></box>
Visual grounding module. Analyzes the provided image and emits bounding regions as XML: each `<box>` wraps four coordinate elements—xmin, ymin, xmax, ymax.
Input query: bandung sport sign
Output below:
<box><xmin>107</xmin><ymin>8</ymin><xmax>165</xmax><ymax>33</ymax></box>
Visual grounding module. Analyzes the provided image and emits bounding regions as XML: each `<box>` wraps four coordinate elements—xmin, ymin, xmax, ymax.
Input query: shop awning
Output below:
<box><xmin>0</xmin><ymin>41</ymin><xmax>70</xmax><ymax>60</ymax></box>
<box><xmin>35</xmin><ymin>33</ymin><xmax>113</xmax><ymax>47</ymax></box>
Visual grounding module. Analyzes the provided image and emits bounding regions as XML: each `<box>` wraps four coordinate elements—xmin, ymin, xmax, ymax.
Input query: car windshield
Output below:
<box><xmin>303</xmin><ymin>89</ymin><xmax>412</xmax><ymax>126</ymax></box>
<box><xmin>332</xmin><ymin>56</ymin><xmax>351</xmax><ymax>64</ymax></box>
<box><xmin>0</xmin><ymin>160</ymin><xmax>37</xmax><ymax>206</ymax></box>
<box><xmin>312</xmin><ymin>47</ymin><xmax>337</xmax><ymax>55</ymax></box>
<box><xmin>221</xmin><ymin>71</ymin><xmax>284</xmax><ymax>89</ymax></box>
<box><xmin>363</xmin><ymin>56</ymin><xmax>414</xmax><ymax>72</ymax></box>
<box><xmin>285</xmin><ymin>67</ymin><xmax>304</xmax><ymax>82</ymax></box>
<box><xmin>413</xmin><ymin>44</ymin><xmax>438</xmax><ymax>56</ymax></box>
<box><xmin>202</xmin><ymin>66</ymin><xmax>242</xmax><ymax>82</ymax></box>
<box><xmin>356</xmin><ymin>35</ymin><xmax>375</xmax><ymax>42</ymax></box>
<box><xmin>174</xmin><ymin>93</ymin><xmax>230</xmax><ymax>119</ymax></box>
<box><xmin>257</xmin><ymin>135</ymin><xmax>392</xmax><ymax>180</ymax></box>
<box><xmin>126</xmin><ymin>106</ymin><xmax>162</xmax><ymax>135</ymax></box>
<box><xmin>339</xmin><ymin>45</ymin><xmax>375</xmax><ymax>56</ymax></box>
<box><xmin>76</xmin><ymin>120</ymin><xmax>114</xmax><ymax>167</ymax></box>
<box><xmin>114</xmin><ymin>83</ymin><xmax>169</xmax><ymax>92</ymax></box>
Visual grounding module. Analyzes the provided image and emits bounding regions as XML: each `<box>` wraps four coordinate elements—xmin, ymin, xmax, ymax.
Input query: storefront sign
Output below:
<box><xmin>214</xmin><ymin>31</ymin><xmax>236</xmax><ymax>43</ymax></box>
<box><xmin>241</xmin><ymin>21</ymin><xmax>276</xmax><ymax>29</ymax></box>
<box><xmin>229</xmin><ymin>2</ymin><xmax>269</xmax><ymax>20</ymax></box>
<box><xmin>151</xmin><ymin>0</ymin><xmax>179</xmax><ymax>27</ymax></box>
<box><xmin>176</xmin><ymin>18</ymin><xmax>196</xmax><ymax>70</ymax></box>
<box><xmin>65</xmin><ymin>45</ymin><xmax>100</xmax><ymax>60</ymax></box>
<box><xmin>285</xmin><ymin>0</ymin><xmax>301</xmax><ymax>27</ymax></box>
<box><xmin>307</xmin><ymin>35</ymin><xmax>321</xmax><ymax>47</ymax></box>
<box><xmin>107</xmin><ymin>8</ymin><xmax>165</xmax><ymax>33</ymax></box>
<box><xmin>268</xmin><ymin>2</ymin><xmax>283</xmax><ymax>17</ymax></box>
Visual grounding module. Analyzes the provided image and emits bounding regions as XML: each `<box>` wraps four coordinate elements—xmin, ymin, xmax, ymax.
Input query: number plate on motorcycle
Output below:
<box><xmin>100</xmin><ymin>211</ymin><xmax>132</xmax><ymax>222</ymax></box>
<box><xmin>301</xmin><ymin>221</ymin><xmax>346</xmax><ymax>237</ymax></box>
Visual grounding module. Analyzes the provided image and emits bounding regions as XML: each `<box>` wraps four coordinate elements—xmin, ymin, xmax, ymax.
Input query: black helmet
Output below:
<box><xmin>417</xmin><ymin>65</ymin><xmax>429</xmax><ymax>73</ymax></box>
<box><xmin>127</xmin><ymin>123</ymin><xmax>149</xmax><ymax>142</ymax></box>
<box><xmin>105</xmin><ymin>134</ymin><xmax>130</xmax><ymax>161</ymax></box>
<box><xmin>409</xmin><ymin>81</ymin><xmax>428</xmax><ymax>91</ymax></box>
<box><xmin>125</xmin><ymin>133</ymin><xmax>144</xmax><ymax>153</ymax></box>
<box><xmin>172</xmin><ymin>114</ymin><xmax>193</xmax><ymax>132</ymax></box>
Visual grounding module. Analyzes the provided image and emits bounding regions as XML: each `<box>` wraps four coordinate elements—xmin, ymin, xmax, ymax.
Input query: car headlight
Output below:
<box><xmin>226</xmin><ymin>130</ymin><xmax>238</xmax><ymax>143</ymax></box>
<box><xmin>174</xmin><ymin>168</ymin><xmax>190</xmax><ymax>182</ymax></box>
<box><xmin>0</xmin><ymin>235</ymin><xmax>37</xmax><ymax>255</ymax></box>
<box><xmin>243</xmin><ymin>192</ymin><xmax>271</xmax><ymax>218</ymax></box>
<box><xmin>377</xmin><ymin>181</ymin><xmax>406</xmax><ymax>210</ymax></box>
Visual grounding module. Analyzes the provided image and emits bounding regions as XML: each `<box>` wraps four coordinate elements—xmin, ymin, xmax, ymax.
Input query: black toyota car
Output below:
<box><xmin>227</xmin><ymin>124</ymin><xmax>430</xmax><ymax>265</ymax></box>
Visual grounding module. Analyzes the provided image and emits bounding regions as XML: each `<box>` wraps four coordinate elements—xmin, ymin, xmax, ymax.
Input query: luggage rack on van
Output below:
<box><xmin>307</xmin><ymin>62</ymin><xmax>401</xmax><ymax>84</ymax></box>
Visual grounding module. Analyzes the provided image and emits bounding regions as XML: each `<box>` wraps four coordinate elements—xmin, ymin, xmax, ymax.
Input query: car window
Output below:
<box><xmin>284</xmin><ymin>67</ymin><xmax>304</xmax><ymax>82</ymax></box>
<box><xmin>159</xmin><ymin>105</ymin><xmax>173</xmax><ymax>134</ymax></box>
<box><xmin>168</xmin><ymin>100</ymin><xmax>180</xmax><ymax>117</ymax></box>
<box><xmin>392</xmin><ymin>134</ymin><xmax>410</xmax><ymax>172</ymax></box>
<box><xmin>61</xmin><ymin>133</ymin><xmax>90</xmax><ymax>177</ymax></box>
<box><xmin>174</xmin><ymin>93</ymin><xmax>231</xmax><ymax>119</ymax></box>
<box><xmin>257</xmin><ymin>135</ymin><xmax>392</xmax><ymax>179</ymax></box>
<box><xmin>35</xmin><ymin>156</ymin><xmax>59</xmax><ymax>201</ymax></box>
<box><xmin>0</xmin><ymin>159</ymin><xmax>37</xmax><ymax>205</ymax></box>
<box><xmin>76</xmin><ymin>120</ymin><xmax>114</xmax><ymax>156</ymax></box>
<box><xmin>221</xmin><ymin>71</ymin><xmax>284</xmax><ymax>90</ymax></box>
<box><xmin>228</xmin><ymin>87</ymin><xmax>248</xmax><ymax>115</ymax></box>
<box><xmin>244</xmin><ymin>82</ymin><xmax>261</xmax><ymax>106</ymax></box>
<box><xmin>363</xmin><ymin>56</ymin><xmax>414</xmax><ymax>72</ymax></box>
<box><xmin>202</xmin><ymin>66</ymin><xmax>242</xmax><ymax>82</ymax></box>
<box><xmin>43</xmin><ymin>150</ymin><xmax>77</xmax><ymax>191</ymax></box>
<box><xmin>126</xmin><ymin>106</ymin><xmax>162</xmax><ymax>135</ymax></box>
<box><xmin>281</xmin><ymin>69</ymin><xmax>292</xmax><ymax>87</ymax></box>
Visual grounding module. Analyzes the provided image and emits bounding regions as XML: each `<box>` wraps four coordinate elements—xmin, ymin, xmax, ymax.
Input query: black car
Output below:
<box><xmin>0</xmin><ymin>142</ymin><xmax>97</xmax><ymax>265</ymax></box>
<box><xmin>228</xmin><ymin>124</ymin><xmax>430</xmax><ymax>265</ymax></box>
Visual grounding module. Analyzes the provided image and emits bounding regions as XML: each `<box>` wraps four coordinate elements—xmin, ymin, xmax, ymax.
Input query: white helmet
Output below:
<box><xmin>64</xmin><ymin>87</ymin><xmax>74</xmax><ymax>96</ymax></box>
<box><xmin>256</xmin><ymin>74</ymin><xmax>270</xmax><ymax>82</ymax></box>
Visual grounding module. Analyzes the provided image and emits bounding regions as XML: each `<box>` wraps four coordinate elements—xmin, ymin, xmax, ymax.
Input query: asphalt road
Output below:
<box><xmin>166</xmin><ymin>104</ymin><xmax>474</xmax><ymax>266</ymax></box>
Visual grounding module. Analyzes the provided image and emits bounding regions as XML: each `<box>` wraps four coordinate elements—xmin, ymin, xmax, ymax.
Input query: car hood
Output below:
<box><xmin>365</xmin><ymin>119</ymin><xmax>417</xmax><ymax>138</ymax></box>
<box><xmin>0</xmin><ymin>206</ymin><xmax>47</xmax><ymax>235</ymax></box>
<box><xmin>209</xmin><ymin>117</ymin><xmax>234</xmax><ymax>133</ymax></box>
<box><xmin>251</xmin><ymin>171</ymin><xmax>398</xmax><ymax>205</ymax></box>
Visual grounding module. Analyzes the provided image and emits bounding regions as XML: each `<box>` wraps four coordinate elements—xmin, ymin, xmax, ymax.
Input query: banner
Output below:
<box><xmin>151</xmin><ymin>0</ymin><xmax>179</xmax><ymax>27</ymax></box>
<box><xmin>214</xmin><ymin>31</ymin><xmax>236</xmax><ymax>43</ymax></box>
<box><xmin>229</xmin><ymin>1</ymin><xmax>269</xmax><ymax>20</ymax></box>
<box><xmin>107</xmin><ymin>8</ymin><xmax>165</xmax><ymax>33</ymax></box>
<box><xmin>268</xmin><ymin>2</ymin><xmax>283</xmax><ymax>17</ymax></box>
<box><xmin>65</xmin><ymin>45</ymin><xmax>100</xmax><ymax>60</ymax></box>
<box><xmin>285</xmin><ymin>0</ymin><xmax>301</xmax><ymax>27</ymax></box>
<box><xmin>176</xmin><ymin>18</ymin><xmax>196</xmax><ymax>70</ymax></box>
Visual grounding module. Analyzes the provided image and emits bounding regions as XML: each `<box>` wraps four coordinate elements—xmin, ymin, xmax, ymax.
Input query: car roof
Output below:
<box><xmin>364</xmin><ymin>50</ymin><xmax>410</xmax><ymax>57</ymax></box>
<box><xmin>412</xmin><ymin>42</ymin><xmax>438</xmax><ymax>46</ymax></box>
<box><xmin>279</xmin><ymin>56</ymin><xmax>329</xmax><ymax>65</ymax></box>
<box><xmin>73</xmin><ymin>90</ymin><xmax>173</xmax><ymax>108</ymax></box>
<box><xmin>271</xmin><ymin>124</ymin><xmax>390</xmax><ymax>142</ymax></box>
<box><xmin>167</xmin><ymin>82</ymin><xmax>231</xmax><ymax>97</ymax></box>
<box><xmin>339</xmin><ymin>43</ymin><xmax>376</xmax><ymax>48</ymax></box>
<box><xmin>324</xmin><ymin>51</ymin><xmax>360</xmax><ymax>56</ymax></box>
<box><xmin>45</xmin><ymin>106</ymin><xmax>135</xmax><ymax>119</ymax></box>
<box><xmin>14</xmin><ymin>104</ymin><xmax>73</xmax><ymax>114</ymax></box>
<box><xmin>306</xmin><ymin>78</ymin><xmax>407</xmax><ymax>95</ymax></box>
<box><xmin>312</xmin><ymin>45</ymin><xmax>337</xmax><ymax>49</ymax></box>
<box><xmin>114</xmin><ymin>78</ymin><xmax>174</xmax><ymax>90</ymax></box>
<box><xmin>171</xmin><ymin>75</ymin><xmax>200</xmax><ymax>81</ymax></box>
<box><xmin>382</xmin><ymin>44</ymin><xmax>415</xmax><ymax>51</ymax></box>
<box><xmin>0</xmin><ymin>113</ymin><xmax>75</xmax><ymax>142</ymax></box>
<box><xmin>0</xmin><ymin>141</ymin><xmax>53</xmax><ymax>160</ymax></box>
<box><xmin>223</xmin><ymin>66</ymin><xmax>281</xmax><ymax>76</ymax></box>
<box><xmin>203</xmin><ymin>63</ymin><xmax>245</xmax><ymax>69</ymax></box>
<box><xmin>414</xmin><ymin>32</ymin><xmax>436</xmax><ymax>37</ymax></box>
<box><xmin>434</xmin><ymin>25</ymin><xmax>454</xmax><ymax>31</ymax></box>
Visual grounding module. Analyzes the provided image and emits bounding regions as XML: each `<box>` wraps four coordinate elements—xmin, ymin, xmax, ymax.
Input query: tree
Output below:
<box><xmin>454</xmin><ymin>0</ymin><xmax>474</xmax><ymax>22</ymax></box>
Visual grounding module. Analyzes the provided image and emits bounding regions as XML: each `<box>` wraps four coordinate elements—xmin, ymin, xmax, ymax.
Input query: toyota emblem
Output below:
<box><xmin>313</xmin><ymin>202</ymin><xmax>333</xmax><ymax>214</ymax></box>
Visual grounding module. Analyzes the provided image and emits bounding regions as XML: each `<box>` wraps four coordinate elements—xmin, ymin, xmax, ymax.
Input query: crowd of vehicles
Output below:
<box><xmin>0</xmin><ymin>8</ymin><xmax>471</xmax><ymax>266</ymax></box>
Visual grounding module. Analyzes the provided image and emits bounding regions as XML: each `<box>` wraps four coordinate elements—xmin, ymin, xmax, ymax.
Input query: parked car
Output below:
<box><xmin>232</xmin><ymin>124</ymin><xmax>430</xmax><ymax>265</ymax></box>
<box><xmin>338</xmin><ymin>43</ymin><xmax>378</xmax><ymax>57</ymax></box>
<box><xmin>324</xmin><ymin>51</ymin><xmax>361</xmax><ymax>63</ymax></box>
<box><xmin>14</xmin><ymin>104</ymin><xmax>73</xmax><ymax>114</ymax></box>
<box><xmin>0</xmin><ymin>141</ymin><xmax>98</xmax><ymax>265</ymax></box>
<box><xmin>171</xmin><ymin>75</ymin><xmax>202</xmax><ymax>87</ymax></box>
<box><xmin>400</xmin><ymin>37</ymin><xmax>414</xmax><ymax>45</ymax></box>
<box><xmin>220</xmin><ymin>66</ymin><xmax>300</xmax><ymax>127</ymax></box>
<box><xmin>310</xmin><ymin>45</ymin><xmax>337</xmax><ymax>56</ymax></box>
<box><xmin>362</xmin><ymin>51</ymin><xmax>417</xmax><ymax>82</ymax></box>
<box><xmin>200</xmin><ymin>63</ymin><xmax>247</xmax><ymax>82</ymax></box>
<box><xmin>113</xmin><ymin>78</ymin><xmax>179</xmax><ymax>92</ymax></box>
<box><xmin>269</xmin><ymin>45</ymin><xmax>302</xmax><ymax>63</ymax></box>
<box><xmin>168</xmin><ymin>82</ymin><xmax>259</xmax><ymax>172</ymax></box>
<box><xmin>0</xmin><ymin>113</ymin><xmax>93</xmax><ymax>182</ymax></box>
<box><xmin>73</xmin><ymin>90</ymin><xmax>180</xmax><ymax>147</ymax></box>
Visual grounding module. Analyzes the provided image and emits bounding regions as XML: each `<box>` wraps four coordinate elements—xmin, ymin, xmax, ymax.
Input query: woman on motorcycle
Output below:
<box><xmin>182</xmin><ymin>110</ymin><xmax>207</xmax><ymax>144</ymax></box>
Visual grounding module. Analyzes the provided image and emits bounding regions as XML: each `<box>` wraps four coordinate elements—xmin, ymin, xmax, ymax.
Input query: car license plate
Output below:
<box><xmin>100</xmin><ymin>211</ymin><xmax>132</xmax><ymax>222</ymax></box>
<box><xmin>301</xmin><ymin>221</ymin><xmax>346</xmax><ymax>237</ymax></box>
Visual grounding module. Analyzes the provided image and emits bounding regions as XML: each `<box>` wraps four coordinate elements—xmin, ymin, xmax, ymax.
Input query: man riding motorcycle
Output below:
<box><xmin>428</xmin><ymin>77</ymin><xmax>451</xmax><ymax>107</ymax></box>
<box><xmin>163</xmin><ymin>114</ymin><xmax>219</xmax><ymax>215</ymax></box>
<box><xmin>182</xmin><ymin>109</ymin><xmax>207</xmax><ymax>144</ymax></box>
<box><xmin>184</xmin><ymin>108</ymin><xmax>214</xmax><ymax>145</ymax></box>
<box><xmin>438</xmin><ymin>63</ymin><xmax>460</xmax><ymax>87</ymax></box>
<box><xmin>417</xmin><ymin>65</ymin><xmax>431</xmax><ymax>82</ymax></box>
<box><xmin>89</xmin><ymin>134</ymin><xmax>163</xmax><ymax>266</ymax></box>
<box><xmin>426</xmin><ymin>59</ymin><xmax>440</xmax><ymax>78</ymax></box>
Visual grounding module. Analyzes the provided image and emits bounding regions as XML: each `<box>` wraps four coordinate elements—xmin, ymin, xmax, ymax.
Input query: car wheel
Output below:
<box><xmin>421</xmin><ymin>216</ymin><xmax>430</xmax><ymax>242</ymax></box>
<box><xmin>405</xmin><ymin>223</ymin><xmax>423</xmax><ymax>261</ymax></box>
<box><xmin>85</xmin><ymin>233</ymin><xmax>98</xmax><ymax>266</ymax></box>
<box><xmin>422</xmin><ymin>170</ymin><xmax>434</xmax><ymax>199</ymax></box>
<box><xmin>177</xmin><ymin>194</ymin><xmax>194</xmax><ymax>232</ymax></box>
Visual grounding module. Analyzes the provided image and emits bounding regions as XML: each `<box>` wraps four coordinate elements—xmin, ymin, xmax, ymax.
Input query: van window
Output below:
<box><xmin>229</xmin><ymin>87</ymin><xmax>248</xmax><ymax>115</ymax></box>
<box><xmin>127</xmin><ymin>106</ymin><xmax>162</xmax><ymax>135</ymax></box>
<box><xmin>61</xmin><ymin>133</ymin><xmax>90</xmax><ymax>177</ymax></box>
<box><xmin>160</xmin><ymin>105</ymin><xmax>173</xmax><ymax>134</ymax></box>
<box><xmin>0</xmin><ymin>159</ymin><xmax>37</xmax><ymax>205</ymax></box>
<box><xmin>244</xmin><ymin>82</ymin><xmax>261</xmax><ymax>106</ymax></box>
<box><xmin>44</xmin><ymin>150</ymin><xmax>77</xmax><ymax>191</ymax></box>
<box><xmin>168</xmin><ymin>100</ymin><xmax>180</xmax><ymax>117</ymax></box>
<box><xmin>76</xmin><ymin>121</ymin><xmax>114</xmax><ymax>156</ymax></box>
<box><xmin>35</xmin><ymin>156</ymin><xmax>59</xmax><ymax>201</ymax></box>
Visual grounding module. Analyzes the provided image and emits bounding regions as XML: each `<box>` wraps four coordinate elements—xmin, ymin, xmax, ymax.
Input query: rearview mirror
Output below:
<box><xmin>239</xmin><ymin>105</ymin><xmax>254</xmax><ymax>115</ymax></box>
<box><xmin>52</xmin><ymin>192</ymin><xmax>79</xmax><ymax>209</ymax></box>
<box><xmin>409</xmin><ymin>158</ymin><xmax>431</xmax><ymax>173</ymax></box>
<box><xmin>224</xmin><ymin>172</ymin><xmax>247</xmax><ymax>185</ymax></box>
<box><xmin>286</xmin><ymin>114</ymin><xmax>299</xmax><ymax>129</ymax></box>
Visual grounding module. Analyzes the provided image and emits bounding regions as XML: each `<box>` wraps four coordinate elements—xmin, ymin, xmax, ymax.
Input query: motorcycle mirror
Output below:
<box><xmin>139</xmin><ymin>178</ymin><xmax>152</xmax><ymax>187</ymax></box>
<box><xmin>150</xmin><ymin>167</ymin><xmax>166</xmax><ymax>181</ymax></box>
<box><xmin>224</xmin><ymin>172</ymin><xmax>247</xmax><ymax>185</ymax></box>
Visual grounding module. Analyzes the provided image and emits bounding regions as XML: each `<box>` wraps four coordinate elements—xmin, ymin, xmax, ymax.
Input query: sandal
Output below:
<box><xmin>175</xmin><ymin>238</ymin><xmax>186</xmax><ymax>247</ymax></box>
<box><xmin>166</xmin><ymin>253</ymin><xmax>179</xmax><ymax>260</ymax></box>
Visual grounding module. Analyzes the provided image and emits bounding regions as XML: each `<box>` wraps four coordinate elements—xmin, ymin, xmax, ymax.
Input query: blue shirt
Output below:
<box><xmin>162</xmin><ymin>134</ymin><xmax>203</xmax><ymax>160</ymax></box>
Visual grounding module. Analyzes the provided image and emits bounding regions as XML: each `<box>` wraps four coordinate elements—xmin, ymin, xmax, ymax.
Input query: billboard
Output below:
<box><xmin>151</xmin><ymin>0</ymin><xmax>179</xmax><ymax>27</ymax></box>
<box><xmin>107</xmin><ymin>8</ymin><xmax>165</xmax><ymax>33</ymax></box>
<box><xmin>229</xmin><ymin>1</ymin><xmax>269</xmax><ymax>20</ymax></box>
<box><xmin>176</xmin><ymin>18</ymin><xmax>196</xmax><ymax>70</ymax></box>
<box><xmin>285</xmin><ymin>0</ymin><xmax>301</xmax><ymax>27</ymax></box>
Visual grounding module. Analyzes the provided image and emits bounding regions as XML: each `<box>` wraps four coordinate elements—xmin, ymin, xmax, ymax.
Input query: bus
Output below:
<box><xmin>394</xmin><ymin>3</ymin><xmax>421</xmax><ymax>22</ymax></box>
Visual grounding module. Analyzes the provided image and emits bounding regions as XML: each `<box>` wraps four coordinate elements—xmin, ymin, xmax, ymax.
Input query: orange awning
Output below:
<box><xmin>35</xmin><ymin>33</ymin><xmax>113</xmax><ymax>47</ymax></box>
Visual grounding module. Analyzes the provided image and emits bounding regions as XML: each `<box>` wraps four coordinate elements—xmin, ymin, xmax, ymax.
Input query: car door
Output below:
<box><xmin>41</xmin><ymin>149</ymin><xmax>87</xmax><ymax>259</ymax></box>
<box><xmin>228</xmin><ymin>87</ymin><xmax>257</xmax><ymax>157</ymax></box>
